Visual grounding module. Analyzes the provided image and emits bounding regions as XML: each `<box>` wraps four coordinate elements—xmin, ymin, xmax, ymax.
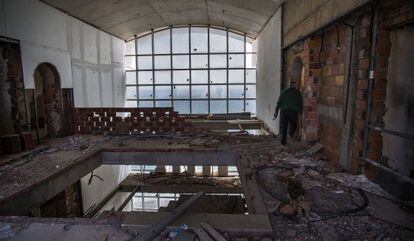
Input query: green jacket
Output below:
<box><xmin>275</xmin><ymin>87</ymin><xmax>303</xmax><ymax>114</ymax></box>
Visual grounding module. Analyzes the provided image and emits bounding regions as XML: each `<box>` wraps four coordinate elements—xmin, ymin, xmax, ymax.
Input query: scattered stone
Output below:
<box><xmin>286</xmin><ymin>229</ymin><xmax>296</xmax><ymax>237</ymax></box>
<box><xmin>279</xmin><ymin>204</ymin><xmax>296</xmax><ymax>215</ymax></box>
<box><xmin>44</xmin><ymin>147</ymin><xmax>59</xmax><ymax>154</ymax></box>
<box><xmin>307</xmin><ymin>169</ymin><xmax>320</xmax><ymax>177</ymax></box>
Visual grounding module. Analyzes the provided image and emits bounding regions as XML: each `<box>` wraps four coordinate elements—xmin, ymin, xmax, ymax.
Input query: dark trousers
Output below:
<box><xmin>280</xmin><ymin>110</ymin><xmax>299</xmax><ymax>145</ymax></box>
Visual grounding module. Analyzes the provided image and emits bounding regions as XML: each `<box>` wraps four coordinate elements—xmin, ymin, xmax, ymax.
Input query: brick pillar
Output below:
<box><xmin>202</xmin><ymin>166</ymin><xmax>211</xmax><ymax>176</ymax></box>
<box><xmin>302</xmin><ymin>37</ymin><xmax>321</xmax><ymax>143</ymax></box>
<box><xmin>172</xmin><ymin>165</ymin><xmax>181</xmax><ymax>174</ymax></box>
<box><xmin>218</xmin><ymin>166</ymin><xmax>228</xmax><ymax>177</ymax></box>
<box><xmin>155</xmin><ymin>165</ymin><xmax>166</xmax><ymax>174</ymax></box>
<box><xmin>350</xmin><ymin>13</ymin><xmax>390</xmax><ymax>174</ymax></box>
<box><xmin>187</xmin><ymin>165</ymin><xmax>195</xmax><ymax>175</ymax></box>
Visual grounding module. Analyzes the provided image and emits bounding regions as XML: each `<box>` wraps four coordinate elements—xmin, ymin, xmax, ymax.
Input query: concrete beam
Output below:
<box><xmin>101</xmin><ymin>151</ymin><xmax>237</xmax><ymax>166</ymax></box>
<box><xmin>121</xmin><ymin>212</ymin><xmax>273</xmax><ymax>236</ymax></box>
<box><xmin>237</xmin><ymin>158</ymin><xmax>268</xmax><ymax>215</ymax></box>
<box><xmin>283</xmin><ymin>0</ymin><xmax>371</xmax><ymax>47</ymax></box>
<box><xmin>119</xmin><ymin>184</ymin><xmax>243</xmax><ymax>194</ymax></box>
<box><xmin>0</xmin><ymin>152</ymin><xmax>102</xmax><ymax>215</ymax></box>
<box><xmin>0</xmin><ymin>221</ymin><xmax>132</xmax><ymax>241</ymax></box>
<box><xmin>190</xmin><ymin>120</ymin><xmax>263</xmax><ymax>130</ymax></box>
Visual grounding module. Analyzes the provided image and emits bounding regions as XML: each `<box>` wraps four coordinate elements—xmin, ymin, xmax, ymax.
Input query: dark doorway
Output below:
<box><xmin>0</xmin><ymin>38</ymin><xmax>27</xmax><ymax>137</ymax></box>
<box><xmin>33</xmin><ymin>63</ymin><xmax>63</xmax><ymax>139</ymax></box>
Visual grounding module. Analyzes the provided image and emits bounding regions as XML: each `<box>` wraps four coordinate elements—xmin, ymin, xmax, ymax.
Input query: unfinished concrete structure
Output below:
<box><xmin>0</xmin><ymin>0</ymin><xmax>413</xmax><ymax>240</ymax></box>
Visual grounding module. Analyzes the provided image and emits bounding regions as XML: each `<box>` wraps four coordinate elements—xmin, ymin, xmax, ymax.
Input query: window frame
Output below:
<box><xmin>125</xmin><ymin>26</ymin><xmax>256</xmax><ymax>115</ymax></box>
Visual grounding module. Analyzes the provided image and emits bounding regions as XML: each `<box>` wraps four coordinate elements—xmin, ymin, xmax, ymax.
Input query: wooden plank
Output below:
<box><xmin>134</xmin><ymin>192</ymin><xmax>204</xmax><ymax>241</ymax></box>
<box><xmin>200</xmin><ymin>222</ymin><xmax>227</xmax><ymax>241</ymax></box>
<box><xmin>194</xmin><ymin>227</ymin><xmax>214</xmax><ymax>241</ymax></box>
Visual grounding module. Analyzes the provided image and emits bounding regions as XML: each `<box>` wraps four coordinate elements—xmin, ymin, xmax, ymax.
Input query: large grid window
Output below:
<box><xmin>125</xmin><ymin>26</ymin><xmax>256</xmax><ymax>115</ymax></box>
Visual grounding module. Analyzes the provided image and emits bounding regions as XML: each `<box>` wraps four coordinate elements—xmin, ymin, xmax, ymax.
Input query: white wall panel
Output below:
<box><xmin>101</xmin><ymin>71</ymin><xmax>113</xmax><ymax>106</ymax></box>
<box><xmin>256</xmin><ymin>8</ymin><xmax>282</xmax><ymax>134</ymax></box>
<box><xmin>72</xmin><ymin>65</ymin><xmax>84</xmax><ymax>107</ymax></box>
<box><xmin>20</xmin><ymin>41</ymin><xmax>72</xmax><ymax>89</ymax></box>
<box><xmin>85</xmin><ymin>68</ymin><xmax>100</xmax><ymax>107</ymax></box>
<box><xmin>83</xmin><ymin>24</ymin><xmax>98</xmax><ymax>64</ymax></box>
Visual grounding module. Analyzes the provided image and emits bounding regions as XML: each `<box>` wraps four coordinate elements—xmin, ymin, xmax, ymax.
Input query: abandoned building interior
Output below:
<box><xmin>0</xmin><ymin>0</ymin><xmax>414</xmax><ymax>240</ymax></box>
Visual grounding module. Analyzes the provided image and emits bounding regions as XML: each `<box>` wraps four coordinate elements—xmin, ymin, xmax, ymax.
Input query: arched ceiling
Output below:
<box><xmin>41</xmin><ymin>0</ymin><xmax>284</xmax><ymax>40</ymax></box>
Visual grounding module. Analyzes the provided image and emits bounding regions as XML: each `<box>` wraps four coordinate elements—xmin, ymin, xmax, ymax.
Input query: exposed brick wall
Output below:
<box><xmin>284</xmin><ymin>25</ymin><xmax>349</xmax><ymax>164</ymax></box>
<box><xmin>35</xmin><ymin>182</ymin><xmax>83</xmax><ymax>218</ymax></box>
<box><xmin>317</xmin><ymin>25</ymin><xmax>349</xmax><ymax>164</ymax></box>
<box><xmin>74</xmin><ymin>107</ymin><xmax>192</xmax><ymax>135</ymax></box>
<box><xmin>380</xmin><ymin>0</ymin><xmax>414</xmax><ymax>29</ymax></box>
<box><xmin>350</xmin><ymin>0</ymin><xmax>414</xmax><ymax>174</ymax></box>
<box><xmin>283</xmin><ymin>0</ymin><xmax>414</xmax><ymax>172</ymax></box>
<box><xmin>284</xmin><ymin>37</ymin><xmax>321</xmax><ymax>144</ymax></box>
<box><xmin>0</xmin><ymin>41</ymin><xmax>27</xmax><ymax>134</ymax></box>
<box><xmin>64</xmin><ymin>182</ymin><xmax>83</xmax><ymax>217</ymax></box>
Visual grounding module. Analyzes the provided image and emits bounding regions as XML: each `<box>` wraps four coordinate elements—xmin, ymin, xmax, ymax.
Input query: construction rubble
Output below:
<box><xmin>0</xmin><ymin>132</ymin><xmax>413</xmax><ymax>241</ymax></box>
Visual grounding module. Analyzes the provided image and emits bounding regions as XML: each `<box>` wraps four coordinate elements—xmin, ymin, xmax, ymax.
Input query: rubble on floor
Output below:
<box><xmin>242</xmin><ymin>139</ymin><xmax>414</xmax><ymax>241</ymax></box>
<box><xmin>122</xmin><ymin>173</ymin><xmax>241</xmax><ymax>188</ymax></box>
<box><xmin>0</xmin><ymin>131</ymin><xmax>413</xmax><ymax>241</ymax></box>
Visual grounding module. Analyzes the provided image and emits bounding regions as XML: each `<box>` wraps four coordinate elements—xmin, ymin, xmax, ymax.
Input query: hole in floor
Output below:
<box><xmin>28</xmin><ymin>163</ymin><xmax>246</xmax><ymax>219</ymax></box>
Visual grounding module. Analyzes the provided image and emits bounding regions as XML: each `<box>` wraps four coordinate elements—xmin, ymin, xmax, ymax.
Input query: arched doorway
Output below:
<box><xmin>33</xmin><ymin>63</ymin><xmax>63</xmax><ymax>139</ymax></box>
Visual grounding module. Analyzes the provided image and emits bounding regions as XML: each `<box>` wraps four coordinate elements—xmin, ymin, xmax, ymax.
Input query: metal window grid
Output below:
<box><xmin>126</xmin><ymin>25</ymin><xmax>256</xmax><ymax>115</ymax></box>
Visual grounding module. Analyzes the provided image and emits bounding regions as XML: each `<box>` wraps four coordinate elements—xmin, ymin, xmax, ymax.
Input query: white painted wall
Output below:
<box><xmin>0</xmin><ymin>0</ymin><xmax>126</xmax><ymax>107</ymax></box>
<box><xmin>0</xmin><ymin>0</ymin><xmax>129</xmax><ymax>213</ymax></box>
<box><xmin>256</xmin><ymin>8</ymin><xmax>282</xmax><ymax>134</ymax></box>
<box><xmin>80</xmin><ymin>165</ymin><xmax>131</xmax><ymax>215</ymax></box>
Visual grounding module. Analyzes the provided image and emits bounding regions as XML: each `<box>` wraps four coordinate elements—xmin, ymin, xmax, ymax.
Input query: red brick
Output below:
<box><xmin>356</xmin><ymin>100</ymin><xmax>367</xmax><ymax>110</ymax></box>
<box><xmin>357</xmin><ymin>79</ymin><xmax>368</xmax><ymax>90</ymax></box>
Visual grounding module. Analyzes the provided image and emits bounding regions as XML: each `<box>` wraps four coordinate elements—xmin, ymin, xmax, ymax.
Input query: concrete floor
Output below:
<box><xmin>0</xmin><ymin>132</ymin><xmax>413</xmax><ymax>240</ymax></box>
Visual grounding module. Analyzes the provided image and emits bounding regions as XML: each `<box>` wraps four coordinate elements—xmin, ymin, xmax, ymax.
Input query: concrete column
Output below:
<box><xmin>187</xmin><ymin>165</ymin><xmax>195</xmax><ymax>175</ymax></box>
<box><xmin>218</xmin><ymin>166</ymin><xmax>228</xmax><ymax>177</ymax></box>
<box><xmin>172</xmin><ymin>165</ymin><xmax>181</xmax><ymax>174</ymax></box>
<box><xmin>155</xmin><ymin>165</ymin><xmax>166</xmax><ymax>174</ymax></box>
<box><xmin>202</xmin><ymin>166</ymin><xmax>211</xmax><ymax>176</ymax></box>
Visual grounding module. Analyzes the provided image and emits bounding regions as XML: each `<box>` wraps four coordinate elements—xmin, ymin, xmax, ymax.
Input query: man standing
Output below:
<box><xmin>274</xmin><ymin>80</ymin><xmax>303</xmax><ymax>145</ymax></box>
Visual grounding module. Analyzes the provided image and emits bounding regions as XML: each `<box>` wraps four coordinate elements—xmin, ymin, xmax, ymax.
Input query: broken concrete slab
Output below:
<box><xmin>121</xmin><ymin>212</ymin><xmax>272</xmax><ymax>236</ymax></box>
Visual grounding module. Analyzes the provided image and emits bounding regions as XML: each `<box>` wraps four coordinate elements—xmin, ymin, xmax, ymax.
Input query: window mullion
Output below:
<box><xmin>189</xmin><ymin>25</ymin><xmax>192</xmax><ymax>115</ymax></box>
<box><xmin>243</xmin><ymin>34</ymin><xmax>247</xmax><ymax>112</ymax></box>
<box><xmin>170</xmin><ymin>26</ymin><xmax>173</xmax><ymax>106</ymax></box>
<box><xmin>207</xmin><ymin>25</ymin><xmax>211</xmax><ymax>114</ymax></box>
<box><xmin>151</xmin><ymin>30</ymin><xmax>155</xmax><ymax>107</ymax></box>
<box><xmin>226</xmin><ymin>28</ymin><xmax>229</xmax><ymax>115</ymax></box>
<box><xmin>135</xmin><ymin>35</ymin><xmax>139</xmax><ymax>107</ymax></box>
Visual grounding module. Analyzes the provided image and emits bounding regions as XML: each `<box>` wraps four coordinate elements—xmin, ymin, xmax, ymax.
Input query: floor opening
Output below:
<box><xmin>80</xmin><ymin>163</ymin><xmax>245</xmax><ymax>218</ymax></box>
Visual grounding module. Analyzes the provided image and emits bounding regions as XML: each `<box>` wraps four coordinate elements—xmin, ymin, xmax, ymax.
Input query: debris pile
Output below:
<box><xmin>245</xmin><ymin>141</ymin><xmax>414</xmax><ymax>241</ymax></box>
<box><xmin>122</xmin><ymin>173</ymin><xmax>241</xmax><ymax>188</ymax></box>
